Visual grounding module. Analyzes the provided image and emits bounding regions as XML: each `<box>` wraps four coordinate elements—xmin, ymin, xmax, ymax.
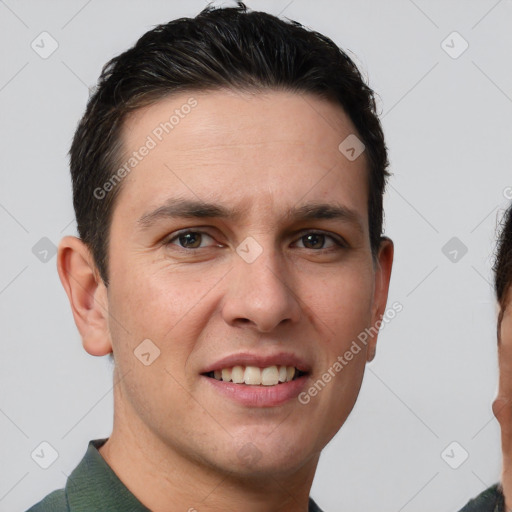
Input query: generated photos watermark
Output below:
<box><xmin>93</xmin><ymin>97</ymin><xmax>198</xmax><ymax>200</ymax></box>
<box><xmin>298</xmin><ymin>301</ymin><xmax>403</xmax><ymax>405</ymax></box>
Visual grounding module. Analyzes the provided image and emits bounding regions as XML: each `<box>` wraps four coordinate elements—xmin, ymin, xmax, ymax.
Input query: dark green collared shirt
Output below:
<box><xmin>458</xmin><ymin>484</ymin><xmax>505</xmax><ymax>512</ymax></box>
<box><xmin>27</xmin><ymin>439</ymin><xmax>324</xmax><ymax>512</ymax></box>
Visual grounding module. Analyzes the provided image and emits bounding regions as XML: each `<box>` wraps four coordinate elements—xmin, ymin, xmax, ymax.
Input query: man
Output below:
<box><xmin>27</xmin><ymin>2</ymin><xmax>393</xmax><ymax>511</ymax></box>
<box><xmin>459</xmin><ymin>204</ymin><xmax>512</xmax><ymax>511</ymax></box>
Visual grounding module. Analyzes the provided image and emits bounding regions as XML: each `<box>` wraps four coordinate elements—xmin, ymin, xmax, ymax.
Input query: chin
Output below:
<box><xmin>225</xmin><ymin>453</ymin><xmax>310</xmax><ymax>482</ymax></box>
<box><xmin>229</xmin><ymin>433</ymin><xmax>314</xmax><ymax>473</ymax></box>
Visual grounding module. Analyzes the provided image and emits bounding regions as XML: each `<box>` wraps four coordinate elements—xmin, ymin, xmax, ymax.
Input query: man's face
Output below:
<box><xmin>497</xmin><ymin>290</ymin><xmax>512</xmax><ymax>415</ymax></box>
<box><xmin>498</xmin><ymin>289</ymin><xmax>512</xmax><ymax>400</ymax></box>
<box><xmin>103</xmin><ymin>89</ymin><xmax>392</xmax><ymax>477</ymax></box>
<box><xmin>501</xmin><ymin>299</ymin><xmax>512</xmax><ymax>346</ymax></box>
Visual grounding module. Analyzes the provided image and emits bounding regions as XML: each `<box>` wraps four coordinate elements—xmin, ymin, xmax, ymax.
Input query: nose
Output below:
<box><xmin>220</xmin><ymin>244</ymin><xmax>302</xmax><ymax>333</ymax></box>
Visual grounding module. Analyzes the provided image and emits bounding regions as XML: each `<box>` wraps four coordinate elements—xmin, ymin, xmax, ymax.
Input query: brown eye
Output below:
<box><xmin>295</xmin><ymin>231</ymin><xmax>344</xmax><ymax>250</ymax></box>
<box><xmin>166</xmin><ymin>230</ymin><xmax>217</xmax><ymax>249</ymax></box>
<box><xmin>177</xmin><ymin>232</ymin><xmax>202</xmax><ymax>248</ymax></box>
<box><xmin>302</xmin><ymin>233</ymin><xmax>326</xmax><ymax>249</ymax></box>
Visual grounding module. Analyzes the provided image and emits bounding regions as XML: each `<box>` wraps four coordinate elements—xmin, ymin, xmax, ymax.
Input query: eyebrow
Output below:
<box><xmin>136</xmin><ymin>198</ymin><xmax>364</xmax><ymax>232</ymax></box>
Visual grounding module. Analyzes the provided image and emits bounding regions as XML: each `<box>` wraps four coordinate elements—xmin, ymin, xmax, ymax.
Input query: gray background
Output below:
<box><xmin>1</xmin><ymin>0</ymin><xmax>511</xmax><ymax>510</ymax></box>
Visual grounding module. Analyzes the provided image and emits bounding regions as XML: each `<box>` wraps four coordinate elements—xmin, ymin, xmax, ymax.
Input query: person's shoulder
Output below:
<box><xmin>458</xmin><ymin>483</ymin><xmax>505</xmax><ymax>512</ymax></box>
<box><xmin>308</xmin><ymin>496</ymin><xmax>325</xmax><ymax>512</ymax></box>
<box><xmin>25</xmin><ymin>488</ymin><xmax>68</xmax><ymax>512</ymax></box>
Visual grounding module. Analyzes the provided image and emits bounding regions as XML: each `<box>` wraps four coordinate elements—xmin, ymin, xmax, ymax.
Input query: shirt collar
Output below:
<box><xmin>65</xmin><ymin>438</ymin><xmax>150</xmax><ymax>511</ymax></box>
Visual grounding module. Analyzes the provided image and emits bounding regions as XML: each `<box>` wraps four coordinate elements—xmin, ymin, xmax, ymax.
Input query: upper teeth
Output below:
<box><xmin>212</xmin><ymin>365</ymin><xmax>298</xmax><ymax>386</ymax></box>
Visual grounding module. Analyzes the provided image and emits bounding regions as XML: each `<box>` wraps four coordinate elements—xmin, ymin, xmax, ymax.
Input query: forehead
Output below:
<box><xmin>114</xmin><ymin>88</ymin><xmax>369</xmax><ymax>227</ymax></box>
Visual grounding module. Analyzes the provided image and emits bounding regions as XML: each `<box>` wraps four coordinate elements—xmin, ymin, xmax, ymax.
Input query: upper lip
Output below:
<box><xmin>201</xmin><ymin>352</ymin><xmax>312</xmax><ymax>374</ymax></box>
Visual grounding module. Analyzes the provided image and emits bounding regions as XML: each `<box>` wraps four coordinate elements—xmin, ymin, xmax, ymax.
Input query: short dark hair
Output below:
<box><xmin>70</xmin><ymin>1</ymin><xmax>389</xmax><ymax>285</ymax></box>
<box><xmin>494</xmin><ymin>204</ymin><xmax>512</xmax><ymax>322</ymax></box>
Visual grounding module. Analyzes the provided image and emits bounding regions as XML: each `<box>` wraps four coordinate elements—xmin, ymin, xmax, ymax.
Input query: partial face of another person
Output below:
<box><xmin>75</xmin><ymin>89</ymin><xmax>393</xmax><ymax>477</ymax></box>
<box><xmin>500</xmin><ymin>294</ymin><xmax>512</xmax><ymax>356</ymax></box>
<box><xmin>495</xmin><ymin>287</ymin><xmax>512</xmax><ymax>495</ymax></box>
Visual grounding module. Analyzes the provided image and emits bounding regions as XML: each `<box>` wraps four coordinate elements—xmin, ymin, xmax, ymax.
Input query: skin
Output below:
<box><xmin>57</xmin><ymin>89</ymin><xmax>393</xmax><ymax>512</ymax></box>
<box><xmin>494</xmin><ymin>288</ymin><xmax>512</xmax><ymax>508</ymax></box>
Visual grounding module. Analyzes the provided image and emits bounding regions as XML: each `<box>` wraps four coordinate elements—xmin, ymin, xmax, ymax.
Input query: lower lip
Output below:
<box><xmin>202</xmin><ymin>375</ymin><xmax>309</xmax><ymax>407</ymax></box>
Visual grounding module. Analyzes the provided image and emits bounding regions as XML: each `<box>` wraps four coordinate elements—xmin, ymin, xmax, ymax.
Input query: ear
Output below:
<box><xmin>56</xmin><ymin>236</ymin><xmax>112</xmax><ymax>356</ymax></box>
<box><xmin>366</xmin><ymin>237</ymin><xmax>394</xmax><ymax>362</ymax></box>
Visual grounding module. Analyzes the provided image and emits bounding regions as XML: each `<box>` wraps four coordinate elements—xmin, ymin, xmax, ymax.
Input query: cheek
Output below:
<box><xmin>501</xmin><ymin>312</ymin><xmax>512</xmax><ymax>343</ymax></box>
<box><xmin>499</xmin><ymin>313</ymin><xmax>512</xmax><ymax>377</ymax></box>
<box><xmin>303</xmin><ymin>268</ymin><xmax>374</xmax><ymax>410</ymax></box>
<box><xmin>105</xmin><ymin>270</ymin><xmax>202</xmax><ymax>431</ymax></box>
<box><xmin>109</xmin><ymin>263</ymin><xmax>212</xmax><ymax>334</ymax></box>
<box><xmin>106</xmin><ymin>263</ymin><xmax>221</xmax><ymax>391</ymax></box>
<box><xmin>304</xmin><ymin>266</ymin><xmax>375</xmax><ymax>344</ymax></box>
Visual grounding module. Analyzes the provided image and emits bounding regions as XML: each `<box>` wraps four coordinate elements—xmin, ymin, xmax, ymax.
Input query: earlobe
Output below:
<box><xmin>366</xmin><ymin>345</ymin><xmax>376</xmax><ymax>362</ymax></box>
<box><xmin>57</xmin><ymin>236</ymin><xmax>112</xmax><ymax>356</ymax></box>
<box><xmin>367</xmin><ymin>237</ymin><xmax>394</xmax><ymax>362</ymax></box>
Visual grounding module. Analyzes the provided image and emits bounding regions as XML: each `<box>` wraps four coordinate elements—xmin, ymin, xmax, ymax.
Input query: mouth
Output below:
<box><xmin>202</xmin><ymin>365</ymin><xmax>308</xmax><ymax>386</ymax></box>
<box><xmin>199</xmin><ymin>352</ymin><xmax>312</xmax><ymax>406</ymax></box>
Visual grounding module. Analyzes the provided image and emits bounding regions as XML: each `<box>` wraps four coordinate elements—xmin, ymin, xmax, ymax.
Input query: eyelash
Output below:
<box><xmin>163</xmin><ymin>229</ymin><xmax>347</xmax><ymax>251</ymax></box>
